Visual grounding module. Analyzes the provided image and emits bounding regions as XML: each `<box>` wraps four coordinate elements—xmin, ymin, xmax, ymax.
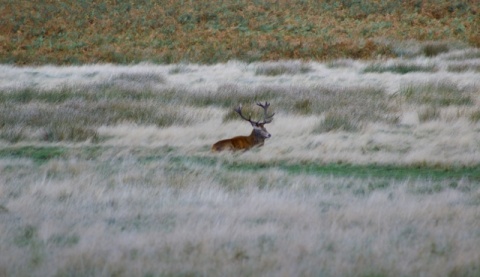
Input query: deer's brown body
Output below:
<box><xmin>212</xmin><ymin>102</ymin><xmax>274</xmax><ymax>152</ymax></box>
<box><xmin>212</xmin><ymin>127</ymin><xmax>268</xmax><ymax>152</ymax></box>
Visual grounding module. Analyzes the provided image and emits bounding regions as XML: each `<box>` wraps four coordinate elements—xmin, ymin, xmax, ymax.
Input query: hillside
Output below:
<box><xmin>1</xmin><ymin>0</ymin><xmax>479</xmax><ymax>64</ymax></box>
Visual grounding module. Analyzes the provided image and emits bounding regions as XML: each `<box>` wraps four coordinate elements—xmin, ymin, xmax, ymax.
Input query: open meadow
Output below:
<box><xmin>1</xmin><ymin>45</ymin><xmax>480</xmax><ymax>276</ymax></box>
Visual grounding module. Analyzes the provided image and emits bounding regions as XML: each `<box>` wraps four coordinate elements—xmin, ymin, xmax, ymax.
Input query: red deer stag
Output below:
<box><xmin>212</xmin><ymin>102</ymin><xmax>275</xmax><ymax>152</ymax></box>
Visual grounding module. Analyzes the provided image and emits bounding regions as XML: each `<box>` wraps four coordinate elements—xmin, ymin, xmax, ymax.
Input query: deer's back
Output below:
<box><xmin>211</xmin><ymin>136</ymin><xmax>255</xmax><ymax>152</ymax></box>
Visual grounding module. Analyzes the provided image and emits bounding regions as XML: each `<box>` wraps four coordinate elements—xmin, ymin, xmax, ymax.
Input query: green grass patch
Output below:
<box><xmin>2</xmin><ymin>145</ymin><xmax>479</xmax><ymax>187</ymax></box>
<box><xmin>0</xmin><ymin>146</ymin><xmax>67</xmax><ymax>163</ymax></box>
<box><xmin>166</xmin><ymin>155</ymin><xmax>480</xmax><ymax>182</ymax></box>
<box><xmin>0</xmin><ymin>145</ymin><xmax>113</xmax><ymax>163</ymax></box>
<box><xmin>282</xmin><ymin>162</ymin><xmax>480</xmax><ymax>181</ymax></box>
<box><xmin>0</xmin><ymin>87</ymin><xmax>87</xmax><ymax>104</ymax></box>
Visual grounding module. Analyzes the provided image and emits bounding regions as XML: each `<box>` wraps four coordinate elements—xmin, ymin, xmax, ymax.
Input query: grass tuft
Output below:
<box><xmin>254</xmin><ymin>62</ymin><xmax>312</xmax><ymax>76</ymax></box>
<box><xmin>469</xmin><ymin>110</ymin><xmax>480</xmax><ymax>123</ymax></box>
<box><xmin>14</xmin><ymin>225</ymin><xmax>39</xmax><ymax>248</ymax></box>
<box><xmin>0</xmin><ymin>146</ymin><xmax>66</xmax><ymax>163</ymax></box>
<box><xmin>314</xmin><ymin>112</ymin><xmax>358</xmax><ymax>133</ymax></box>
<box><xmin>400</xmin><ymin>81</ymin><xmax>473</xmax><ymax>107</ymax></box>
<box><xmin>293</xmin><ymin>99</ymin><xmax>313</xmax><ymax>115</ymax></box>
<box><xmin>0</xmin><ymin>125</ymin><xmax>26</xmax><ymax>143</ymax></box>
<box><xmin>48</xmin><ymin>234</ymin><xmax>80</xmax><ymax>247</ymax></box>
<box><xmin>422</xmin><ymin>42</ymin><xmax>450</xmax><ymax>57</ymax></box>
<box><xmin>444</xmin><ymin>49</ymin><xmax>480</xmax><ymax>60</ymax></box>
<box><xmin>43</xmin><ymin>124</ymin><xmax>99</xmax><ymax>142</ymax></box>
<box><xmin>113</xmin><ymin>72</ymin><xmax>165</xmax><ymax>84</ymax></box>
<box><xmin>363</xmin><ymin>62</ymin><xmax>437</xmax><ymax>74</ymax></box>
<box><xmin>418</xmin><ymin>106</ymin><xmax>441</xmax><ymax>122</ymax></box>
<box><xmin>447</xmin><ymin>63</ymin><xmax>480</xmax><ymax>72</ymax></box>
<box><xmin>168</xmin><ymin>64</ymin><xmax>193</xmax><ymax>74</ymax></box>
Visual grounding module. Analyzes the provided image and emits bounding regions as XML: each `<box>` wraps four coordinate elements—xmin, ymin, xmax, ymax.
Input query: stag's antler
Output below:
<box><xmin>235</xmin><ymin>102</ymin><xmax>275</xmax><ymax>125</ymax></box>
<box><xmin>234</xmin><ymin>104</ymin><xmax>255</xmax><ymax>124</ymax></box>
<box><xmin>256</xmin><ymin>102</ymin><xmax>275</xmax><ymax>124</ymax></box>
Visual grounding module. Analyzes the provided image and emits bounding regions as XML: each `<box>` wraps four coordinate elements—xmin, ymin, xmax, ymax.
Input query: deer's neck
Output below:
<box><xmin>249</xmin><ymin>130</ymin><xmax>265</xmax><ymax>145</ymax></box>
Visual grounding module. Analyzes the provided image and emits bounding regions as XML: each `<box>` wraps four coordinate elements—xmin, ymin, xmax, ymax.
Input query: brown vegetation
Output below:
<box><xmin>1</xmin><ymin>0</ymin><xmax>479</xmax><ymax>64</ymax></box>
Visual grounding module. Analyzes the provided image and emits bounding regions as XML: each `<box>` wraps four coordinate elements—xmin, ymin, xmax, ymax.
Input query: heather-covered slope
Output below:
<box><xmin>1</xmin><ymin>0</ymin><xmax>479</xmax><ymax>64</ymax></box>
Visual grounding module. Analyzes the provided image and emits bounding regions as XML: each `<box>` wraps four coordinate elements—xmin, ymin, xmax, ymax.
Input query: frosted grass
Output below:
<box><xmin>1</xmin><ymin>47</ymin><xmax>480</xmax><ymax>276</ymax></box>
<box><xmin>1</xmin><ymin>156</ymin><xmax>479</xmax><ymax>276</ymax></box>
<box><xmin>1</xmin><ymin>49</ymin><xmax>479</xmax><ymax>94</ymax></box>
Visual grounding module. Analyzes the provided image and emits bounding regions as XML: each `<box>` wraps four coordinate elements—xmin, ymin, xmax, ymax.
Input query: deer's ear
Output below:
<box><xmin>250</xmin><ymin>121</ymin><xmax>257</xmax><ymax>127</ymax></box>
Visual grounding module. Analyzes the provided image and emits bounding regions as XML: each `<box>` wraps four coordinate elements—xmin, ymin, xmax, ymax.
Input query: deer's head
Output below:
<box><xmin>235</xmin><ymin>102</ymin><xmax>275</xmax><ymax>140</ymax></box>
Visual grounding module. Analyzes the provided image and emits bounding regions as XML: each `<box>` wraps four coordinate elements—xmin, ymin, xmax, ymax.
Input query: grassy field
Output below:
<box><xmin>1</xmin><ymin>45</ymin><xmax>480</xmax><ymax>276</ymax></box>
<box><xmin>2</xmin><ymin>1</ymin><xmax>480</xmax><ymax>275</ymax></box>
<box><xmin>1</xmin><ymin>0</ymin><xmax>480</xmax><ymax>64</ymax></box>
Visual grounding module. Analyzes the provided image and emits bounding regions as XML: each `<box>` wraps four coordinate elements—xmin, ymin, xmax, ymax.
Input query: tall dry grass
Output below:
<box><xmin>1</xmin><ymin>48</ymin><xmax>480</xmax><ymax>276</ymax></box>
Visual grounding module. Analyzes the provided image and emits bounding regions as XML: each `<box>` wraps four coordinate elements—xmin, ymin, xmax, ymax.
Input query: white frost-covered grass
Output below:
<box><xmin>1</xmin><ymin>48</ymin><xmax>480</xmax><ymax>276</ymax></box>
<box><xmin>1</xmin><ymin>48</ymin><xmax>479</xmax><ymax>94</ymax></box>
<box><xmin>1</xmin><ymin>156</ymin><xmax>480</xmax><ymax>277</ymax></box>
<box><xmin>1</xmin><ymin>152</ymin><xmax>480</xmax><ymax>277</ymax></box>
